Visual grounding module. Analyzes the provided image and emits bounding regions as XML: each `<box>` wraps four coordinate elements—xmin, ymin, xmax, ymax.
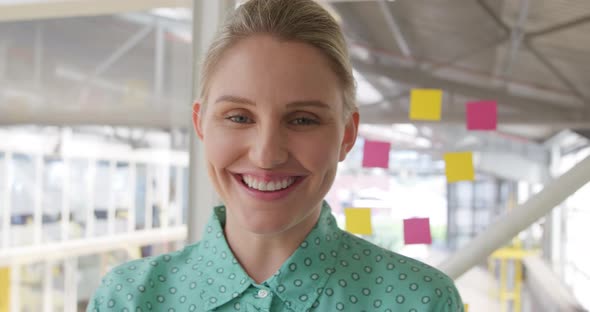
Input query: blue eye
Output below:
<box><xmin>226</xmin><ymin>115</ymin><xmax>253</xmax><ymax>124</ymax></box>
<box><xmin>291</xmin><ymin>117</ymin><xmax>319</xmax><ymax>126</ymax></box>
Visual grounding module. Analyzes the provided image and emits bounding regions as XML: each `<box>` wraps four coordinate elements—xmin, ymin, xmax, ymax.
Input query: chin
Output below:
<box><xmin>240</xmin><ymin>209</ymin><xmax>299</xmax><ymax>235</ymax></box>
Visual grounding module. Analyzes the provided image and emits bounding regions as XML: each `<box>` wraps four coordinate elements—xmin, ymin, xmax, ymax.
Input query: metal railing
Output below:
<box><xmin>0</xmin><ymin>146</ymin><xmax>189</xmax><ymax>312</ymax></box>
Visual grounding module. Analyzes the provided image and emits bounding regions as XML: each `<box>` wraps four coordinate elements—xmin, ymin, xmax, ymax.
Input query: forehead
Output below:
<box><xmin>207</xmin><ymin>35</ymin><xmax>343</xmax><ymax>109</ymax></box>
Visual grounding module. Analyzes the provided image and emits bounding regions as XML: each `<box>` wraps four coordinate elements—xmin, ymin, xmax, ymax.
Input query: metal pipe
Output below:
<box><xmin>502</xmin><ymin>0</ymin><xmax>530</xmax><ymax>76</ymax></box>
<box><xmin>439</xmin><ymin>153</ymin><xmax>590</xmax><ymax>279</ymax></box>
<box><xmin>377</xmin><ymin>0</ymin><xmax>412</xmax><ymax>58</ymax></box>
<box><xmin>92</xmin><ymin>24</ymin><xmax>154</xmax><ymax>77</ymax></box>
<box><xmin>0</xmin><ymin>227</ymin><xmax>187</xmax><ymax>267</ymax></box>
<box><xmin>0</xmin><ymin>0</ymin><xmax>192</xmax><ymax>22</ymax></box>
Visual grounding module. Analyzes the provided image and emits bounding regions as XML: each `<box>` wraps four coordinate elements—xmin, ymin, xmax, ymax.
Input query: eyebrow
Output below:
<box><xmin>214</xmin><ymin>95</ymin><xmax>331</xmax><ymax>110</ymax></box>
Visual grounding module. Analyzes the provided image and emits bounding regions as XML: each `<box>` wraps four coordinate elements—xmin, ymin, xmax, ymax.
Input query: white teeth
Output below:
<box><xmin>242</xmin><ymin>175</ymin><xmax>296</xmax><ymax>192</ymax></box>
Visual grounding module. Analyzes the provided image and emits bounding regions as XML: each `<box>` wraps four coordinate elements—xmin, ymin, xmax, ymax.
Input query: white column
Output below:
<box><xmin>174</xmin><ymin>166</ymin><xmax>183</xmax><ymax>226</ymax></box>
<box><xmin>2</xmin><ymin>152</ymin><xmax>12</xmax><ymax>249</ymax></box>
<box><xmin>161</xmin><ymin>165</ymin><xmax>170</xmax><ymax>228</ymax></box>
<box><xmin>85</xmin><ymin>159</ymin><xmax>96</xmax><ymax>238</ymax></box>
<box><xmin>10</xmin><ymin>264</ymin><xmax>19</xmax><ymax>312</ymax></box>
<box><xmin>43</xmin><ymin>261</ymin><xmax>54</xmax><ymax>312</ymax></box>
<box><xmin>187</xmin><ymin>0</ymin><xmax>235</xmax><ymax>244</ymax></box>
<box><xmin>440</xmin><ymin>154</ymin><xmax>590</xmax><ymax>279</ymax></box>
<box><xmin>127</xmin><ymin>162</ymin><xmax>137</xmax><ymax>233</ymax></box>
<box><xmin>549</xmin><ymin>144</ymin><xmax>565</xmax><ymax>277</ymax></box>
<box><xmin>145</xmin><ymin>166</ymin><xmax>153</xmax><ymax>230</ymax></box>
<box><xmin>63</xmin><ymin>258</ymin><xmax>78</xmax><ymax>312</ymax></box>
<box><xmin>154</xmin><ymin>19</ymin><xmax>165</xmax><ymax>103</ymax></box>
<box><xmin>107</xmin><ymin>160</ymin><xmax>116</xmax><ymax>235</ymax></box>
<box><xmin>34</xmin><ymin>155</ymin><xmax>44</xmax><ymax>245</ymax></box>
<box><xmin>61</xmin><ymin>158</ymin><xmax>70</xmax><ymax>241</ymax></box>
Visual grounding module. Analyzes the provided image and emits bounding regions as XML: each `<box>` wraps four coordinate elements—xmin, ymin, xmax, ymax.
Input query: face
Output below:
<box><xmin>193</xmin><ymin>35</ymin><xmax>359</xmax><ymax>236</ymax></box>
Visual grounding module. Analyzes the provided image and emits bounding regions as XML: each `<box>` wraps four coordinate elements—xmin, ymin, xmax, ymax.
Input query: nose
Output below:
<box><xmin>249</xmin><ymin>122</ymin><xmax>288</xmax><ymax>169</ymax></box>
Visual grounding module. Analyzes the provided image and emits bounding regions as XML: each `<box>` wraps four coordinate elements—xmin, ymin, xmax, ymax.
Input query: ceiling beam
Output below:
<box><xmin>376</xmin><ymin>0</ymin><xmax>412</xmax><ymax>58</ymax></box>
<box><xmin>2</xmin><ymin>100</ymin><xmax>590</xmax><ymax>129</ymax></box>
<box><xmin>527</xmin><ymin>15</ymin><xmax>590</xmax><ymax>39</ymax></box>
<box><xmin>352</xmin><ymin>57</ymin><xmax>586</xmax><ymax>116</ymax></box>
<box><xmin>0</xmin><ymin>0</ymin><xmax>191</xmax><ymax>22</ymax></box>
<box><xmin>0</xmin><ymin>102</ymin><xmax>191</xmax><ymax>128</ymax></box>
<box><xmin>358</xmin><ymin>105</ymin><xmax>590</xmax><ymax>128</ymax></box>
<box><xmin>476</xmin><ymin>0</ymin><xmax>589</xmax><ymax>103</ymax></box>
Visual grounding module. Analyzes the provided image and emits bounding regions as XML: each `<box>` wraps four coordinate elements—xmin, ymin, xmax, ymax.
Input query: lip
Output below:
<box><xmin>231</xmin><ymin>172</ymin><xmax>306</xmax><ymax>201</ymax></box>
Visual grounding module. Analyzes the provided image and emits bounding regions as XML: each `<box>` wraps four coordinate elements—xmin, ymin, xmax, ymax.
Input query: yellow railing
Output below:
<box><xmin>488</xmin><ymin>240</ymin><xmax>539</xmax><ymax>312</ymax></box>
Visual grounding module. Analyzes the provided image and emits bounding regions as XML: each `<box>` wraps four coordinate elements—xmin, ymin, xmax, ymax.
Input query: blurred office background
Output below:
<box><xmin>0</xmin><ymin>1</ymin><xmax>589</xmax><ymax>311</ymax></box>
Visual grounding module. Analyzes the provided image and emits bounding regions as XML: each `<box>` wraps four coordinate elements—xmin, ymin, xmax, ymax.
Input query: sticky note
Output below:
<box><xmin>362</xmin><ymin>140</ymin><xmax>390</xmax><ymax>169</ymax></box>
<box><xmin>466</xmin><ymin>100</ymin><xmax>497</xmax><ymax>130</ymax></box>
<box><xmin>345</xmin><ymin>208</ymin><xmax>372</xmax><ymax>235</ymax></box>
<box><xmin>403</xmin><ymin>218</ymin><xmax>432</xmax><ymax>245</ymax></box>
<box><xmin>410</xmin><ymin>89</ymin><xmax>442</xmax><ymax>121</ymax></box>
<box><xmin>464</xmin><ymin>304</ymin><xmax>469</xmax><ymax>312</ymax></box>
<box><xmin>444</xmin><ymin>152</ymin><xmax>475</xmax><ymax>182</ymax></box>
<box><xmin>0</xmin><ymin>268</ymin><xmax>10</xmax><ymax>312</ymax></box>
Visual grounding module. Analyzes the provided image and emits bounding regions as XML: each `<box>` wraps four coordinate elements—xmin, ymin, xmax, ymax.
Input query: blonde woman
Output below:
<box><xmin>87</xmin><ymin>0</ymin><xmax>463</xmax><ymax>311</ymax></box>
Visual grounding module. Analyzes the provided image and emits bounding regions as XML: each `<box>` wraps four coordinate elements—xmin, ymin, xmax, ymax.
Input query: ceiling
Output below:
<box><xmin>329</xmin><ymin>0</ymin><xmax>590</xmax><ymax>141</ymax></box>
<box><xmin>1</xmin><ymin>0</ymin><xmax>589</xmax><ymax>152</ymax></box>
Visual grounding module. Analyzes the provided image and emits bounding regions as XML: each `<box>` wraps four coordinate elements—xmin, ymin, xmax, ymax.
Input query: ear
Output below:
<box><xmin>192</xmin><ymin>102</ymin><xmax>205</xmax><ymax>140</ymax></box>
<box><xmin>339</xmin><ymin>111</ymin><xmax>360</xmax><ymax>162</ymax></box>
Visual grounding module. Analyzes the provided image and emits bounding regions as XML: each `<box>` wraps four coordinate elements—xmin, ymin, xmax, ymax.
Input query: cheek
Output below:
<box><xmin>203</xmin><ymin>125</ymin><xmax>246</xmax><ymax>169</ymax></box>
<box><xmin>292</xmin><ymin>131</ymin><xmax>342</xmax><ymax>169</ymax></box>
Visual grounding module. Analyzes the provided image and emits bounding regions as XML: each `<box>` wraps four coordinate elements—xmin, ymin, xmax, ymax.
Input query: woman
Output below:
<box><xmin>87</xmin><ymin>0</ymin><xmax>464</xmax><ymax>311</ymax></box>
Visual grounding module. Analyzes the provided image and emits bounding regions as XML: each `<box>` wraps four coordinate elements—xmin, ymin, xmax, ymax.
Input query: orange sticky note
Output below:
<box><xmin>410</xmin><ymin>89</ymin><xmax>442</xmax><ymax>121</ymax></box>
<box><xmin>0</xmin><ymin>268</ymin><xmax>10</xmax><ymax>312</ymax></box>
<box><xmin>444</xmin><ymin>152</ymin><xmax>475</xmax><ymax>182</ymax></box>
<box><xmin>345</xmin><ymin>208</ymin><xmax>372</xmax><ymax>235</ymax></box>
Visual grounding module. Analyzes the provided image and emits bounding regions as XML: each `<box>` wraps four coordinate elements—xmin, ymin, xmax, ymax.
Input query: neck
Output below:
<box><xmin>224</xmin><ymin>207</ymin><xmax>321</xmax><ymax>284</ymax></box>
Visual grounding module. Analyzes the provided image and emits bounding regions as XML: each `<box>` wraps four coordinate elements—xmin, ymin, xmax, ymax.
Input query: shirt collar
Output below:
<box><xmin>194</xmin><ymin>201</ymin><xmax>342</xmax><ymax>311</ymax></box>
<box><xmin>194</xmin><ymin>205</ymin><xmax>253</xmax><ymax>310</ymax></box>
<box><xmin>264</xmin><ymin>201</ymin><xmax>341</xmax><ymax>311</ymax></box>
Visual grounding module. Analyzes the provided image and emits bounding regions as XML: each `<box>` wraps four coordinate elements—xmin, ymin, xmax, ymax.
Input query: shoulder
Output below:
<box><xmin>330</xmin><ymin>231</ymin><xmax>463</xmax><ymax>311</ymax></box>
<box><xmin>87</xmin><ymin>243</ymin><xmax>201</xmax><ymax>311</ymax></box>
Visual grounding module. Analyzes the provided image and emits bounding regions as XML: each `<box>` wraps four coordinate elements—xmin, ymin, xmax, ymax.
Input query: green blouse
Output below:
<box><xmin>87</xmin><ymin>201</ymin><xmax>463</xmax><ymax>311</ymax></box>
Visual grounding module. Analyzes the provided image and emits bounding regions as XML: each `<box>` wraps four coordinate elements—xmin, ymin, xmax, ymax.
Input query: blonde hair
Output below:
<box><xmin>199</xmin><ymin>0</ymin><xmax>357</xmax><ymax>118</ymax></box>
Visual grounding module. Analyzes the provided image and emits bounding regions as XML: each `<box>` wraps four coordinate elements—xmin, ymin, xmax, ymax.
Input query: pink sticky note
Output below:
<box><xmin>466</xmin><ymin>100</ymin><xmax>497</xmax><ymax>130</ymax></box>
<box><xmin>362</xmin><ymin>140</ymin><xmax>390</xmax><ymax>169</ymax></box>
<box><xmin>403</xmin><ymin>218</ymin><xmax>432</xmax><ymax>245</ymax></box>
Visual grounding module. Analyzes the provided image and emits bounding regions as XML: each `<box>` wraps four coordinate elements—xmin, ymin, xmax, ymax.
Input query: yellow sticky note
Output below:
<box><xmin>444</xmin><ymin>152</ymin><xmax>475</xmax><ymax>182</ymax></box>
<box><xmin>410</xmin><ymin>89</ymin><xmax>442</xmax><ymax>121</ymax></box>
<box><xmin>0</xmin><ymin>268</ymin><xmax>10</xmax><ymax>312</ymax></box>
<box><xmin>464</xmin><ymin>303</ymin><xmax>469</xmax><ymax>312</ymax></box>
<box><xmin>345</xmin><ymin>208</ymin><xmax>372</xmax><ymax>235</ymax></box>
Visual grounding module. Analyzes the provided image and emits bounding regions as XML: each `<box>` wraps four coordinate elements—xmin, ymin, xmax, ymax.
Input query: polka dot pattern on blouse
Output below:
<box><xmin>87</xmin><ymin>201</ymin><xmax>463</xmax><ymax>311</ymax></box>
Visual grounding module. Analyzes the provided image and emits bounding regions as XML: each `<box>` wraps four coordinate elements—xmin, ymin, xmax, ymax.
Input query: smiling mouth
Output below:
<box><xmin>236</xmin><ymin>174</ymin><xmax>300</xmax><ymax>192</ymax></box>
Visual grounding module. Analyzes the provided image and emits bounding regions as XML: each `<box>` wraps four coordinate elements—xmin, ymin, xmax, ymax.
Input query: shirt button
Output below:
<box><xmin>257</xmin><ymin>289</ymin><xmax>269</xmax><ymax>298</ymax></box>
